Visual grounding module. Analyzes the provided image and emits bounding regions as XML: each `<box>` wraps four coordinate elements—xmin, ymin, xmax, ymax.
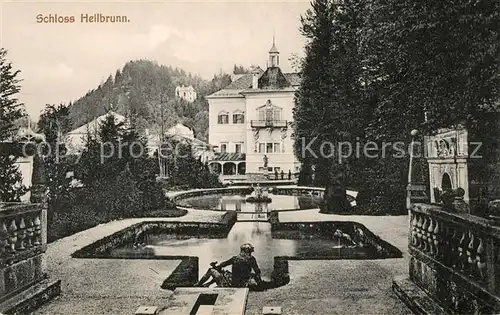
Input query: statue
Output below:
<box><xmin>263</xmin><ymin>155</ymin><xmax>268</xmax><ymax>168</ymax></box>
<box><xmin>246</xmin><ymin>184</ymin><xmax>272</xmax><ymax>203</ymax></box>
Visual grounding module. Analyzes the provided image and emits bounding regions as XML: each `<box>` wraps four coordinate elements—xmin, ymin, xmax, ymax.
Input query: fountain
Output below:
<box><xmin>245</xmin><ymin>184</ymin><xmax>272</xmax><ymax>203</ymax></box>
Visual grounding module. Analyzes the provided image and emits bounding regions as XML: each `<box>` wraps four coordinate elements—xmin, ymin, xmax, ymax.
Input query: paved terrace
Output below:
<box><xmin>32</xmin><ymin>208</ymin><xmax>411</xmax><ymax>315</ymax></box>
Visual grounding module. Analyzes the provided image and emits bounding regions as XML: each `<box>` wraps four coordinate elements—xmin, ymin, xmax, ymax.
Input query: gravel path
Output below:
<box><xmin>33</xmin><ymin>210</ymin><xmax>225</xmax><ymax>315</ymax></box>
<box><xmin>32</xmin><ymin>209</ymin><xmax>410</xmax><ymax>315</ymax></box>
<box><xmin>245</xmin><ymin>210</ymin><xmax>411</xmax><ymax>315</ymax></box>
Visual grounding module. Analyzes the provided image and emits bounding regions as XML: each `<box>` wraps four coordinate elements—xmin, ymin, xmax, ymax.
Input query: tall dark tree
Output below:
<box><xmin>36</xmin><ymin>103</ymin><xmax>73</xmax><ymax>218</ymax></box>
<box><xmin>294</xmin><ymin>0</ymin><xmax>368</xmax><ymax>213</ymax></box>
<box><xmin>360</xmin><ymin>0</ymin><xmax>500</xmax><ymax>211</ymax></box>
<box><xmin>0</xmin><ymin>48</ymin><xmax>28</xmax><ymax>202</ymax></box>
<box><xmin>293</xmin><ymin>0</ymin><xmax>336</xmax><ymax>187</ymax></box>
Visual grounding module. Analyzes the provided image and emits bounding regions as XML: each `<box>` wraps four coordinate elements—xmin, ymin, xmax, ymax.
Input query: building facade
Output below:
<box><xmin>206</xmin><ymin>41</ymin><xmax>301</xmax><ymax>180</ymax></box>
<box><xmin>64</xmin><ymin>111</ymin><xmax>127</xmax><ymax>154</ymax></box>
<box><xmin>2</xmin><ymin>125</ymin><xmax>46</xmax><ymax>202</ymax></box>
<box><xmin>175</xmin><ymin>85</ymin><xmax>197</xmax><ymax>103</ymax></box>
<box><xmin>147</xmin><ymin>123</ymin><xmax>215</xmax><ymax>164</ymax></box>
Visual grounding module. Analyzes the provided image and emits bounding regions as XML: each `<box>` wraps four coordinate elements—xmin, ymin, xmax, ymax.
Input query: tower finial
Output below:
<box><xmin>269</xmin><ymin>32</ymin><xmax>279</xmax><ymax>67</ymax></box>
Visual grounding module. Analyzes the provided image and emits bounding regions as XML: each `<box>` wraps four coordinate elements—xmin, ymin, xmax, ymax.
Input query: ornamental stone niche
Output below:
<box><xmin>425</xmin><ymin>126</ymin><xmax>469</xmax><ymax>207</ymax></box>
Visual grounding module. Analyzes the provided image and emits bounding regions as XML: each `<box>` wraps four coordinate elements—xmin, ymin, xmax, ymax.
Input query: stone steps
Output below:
<box><xmin>0</xmin><ymin>278</ymin><xmax>61</xmax><ymax>315</ymax></box>
<box><xmin>392</xmin><ymin>276</ymin><xmax>448</xmax><ymax>315</ymax></box>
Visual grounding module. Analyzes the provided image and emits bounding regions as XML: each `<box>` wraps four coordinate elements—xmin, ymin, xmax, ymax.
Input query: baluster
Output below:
<box><xmin>440</xmin><ymin>224</ymin><xmax>449</xmax><ymax>264</ymax></box>
<box><xmin>422</xmin><ymin>216</ymin><xmax>429</xmax><ymax>252</ymax></box>
<box><xmin>458</xmin><ymin>231</ymin><xmax>467</xmax><ymax>271</ymax></box>
<box><xmin>433</xmin><ymin>220</ymin><xmax>440</xmax><ymax>259</ymax></box>
<box><xmin>0</xmin><ymin>220</ymin><xmax>7</xmax><ymax>256</ymax></box>
<box><xmin>416</xmin><ymin>214</ymin><xmax>423</xmax><ymax>248</ymax></box>
<box><xmin>25</xmin><ymin>216</ymin><xmax>33</xmax><ymax>248</ymax></box>
<box><xmin>427</xmin><ymin>218</ymin><xmax>435</xmax><ymax>255</ymax></box>
<box><xmin>411</xmin><ymin>214</ymin><xmax>418</xmax><ymax>246</ymax></box>
<box><xmin>33</xmin><ymin>214</ymin><xmax>41</xmax><ymax>246</ymax></box>
<box><xmin>467</xmin><ymin>231</ymin><xmax>475</xmax><ymax>276</ymax></box>
<box><xmin>450</xmin><ymin>228</ymin><xmax>458</xmax><ymax>268</ymax></box>
<box><xmin>17</xmin><ymin>217</ymin><xmax>26</xmax><ymax>250</ymax></box>
<box><xmin>7</xmin><ymin>218</ymin><xmax>18</xmax><ymax>253</ymax></box>
<box><xmin>476</xmin><ymin>237</ymin><xmax>486</xmax><ymax>281</ymax></box>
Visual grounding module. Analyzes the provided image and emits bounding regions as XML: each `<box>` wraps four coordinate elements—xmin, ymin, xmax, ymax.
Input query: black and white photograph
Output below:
<box><xmin>0</xmin><ymin>0</ymin><xmax>500</xmax><ymax>314</ymax></box>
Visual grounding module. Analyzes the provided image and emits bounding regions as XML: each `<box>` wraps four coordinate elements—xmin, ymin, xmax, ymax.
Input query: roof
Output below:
<box><xmin>284</xmin><ymin>73</ymin><xmax>301</xmax><ymax>86</ymax></box>
<box><xmin>212</xmin><ymin>152</ymin><xmax>246</xmax><ymax>161</ymax></box>
<box><xmin>12</xmin><ymin>126</ymin><xmax>45</xmax><ymax>142</ymax></box>
<box><xmin>206</xmin><ymin>69</ymin><xmax>299</xmax><ymax>99</ymax></box>
<box><xmin>66</xmin><ymin>111</ymin><xmax>126</xmax><ymax>135</ymax></box>
<box><xmin>258</xmin><ymin>67</ymin><xmax>291</xmax><ymax>89</ymax></box>
<box><xmin>166</xmin><ymin>123</ymin><xmax>194</xmax><ymax>138</ymax></box>
<box><xmin>269</xmin><ymin>43</ymin><xmax>279</xmax><ymax>53</ymax></box>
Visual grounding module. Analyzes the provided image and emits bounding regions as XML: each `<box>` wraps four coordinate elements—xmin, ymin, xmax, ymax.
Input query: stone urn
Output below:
<box><xmin>488</xmin><ymin>199</ymin><xmax>500</xmax><ymax>223</ymax></box>
<box><xmin>319</xmin><ymin>176</ymin><xmax>352</xmax><ymax>214</ymax></box>
<box><xmin>451</xmin><ymin>188</ymin><xmax>469</xmax><ymax>214</ymax></box>
<box><xmin>440</xmin><ymin>187</ymin><xmax>469</xmax><ymax>213</ymax></box>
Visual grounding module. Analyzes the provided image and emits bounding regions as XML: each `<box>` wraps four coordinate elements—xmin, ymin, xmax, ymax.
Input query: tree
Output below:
<box><xmin>0</xmin><ymin>48</ymin><xmax>28</xmax><ymax>202</ymax></box>
<box><xmin>294</xmin><ymin>0</ymin><xmax>367</xmax><ymax>203</ymax></box>
<box><xmin>360</xmin><ymin>0</ymin><xmax>500</xmax><ymax>211</ymax></box>
<box><xmin>288</xmin><ymin>53</ymin><xmax>304</xmax><ymax>73</ymax></box>
<box><xmin>37</xmin><ymin>103</ymin><xmax>72</xmax><ymax>217</ymax></box>
<box><xmin>210</xmin><ymin>70</ymin><xmax>232</xmax><ymax>92</ymax></box>
<box><xmin>293</xmin><ymin>0</ymin><xmax>336</xmax><ymax>186</ymax></box>
<box><xmin>233</xmin><ymin>64</ymin><xmax>250</xmax><ymax>74</ymax></box>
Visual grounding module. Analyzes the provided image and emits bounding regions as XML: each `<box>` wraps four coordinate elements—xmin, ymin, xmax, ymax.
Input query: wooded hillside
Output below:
<box><xmin>68</xmin><ymin>59</ymin><xmax>234</xmax><ymax>141</ymax></box>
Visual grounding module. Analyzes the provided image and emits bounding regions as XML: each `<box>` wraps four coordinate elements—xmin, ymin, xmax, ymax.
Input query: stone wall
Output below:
<box><xmin>72</xmin><ymin>212</ymin><xmax>237</xmax><ymax>258</ymax></box>
<box><xmin>270</xmin><ymin>220</ymin><xmax>402</xmax><ymax>259</ymax></box>
<box><xmin>403</xmin><ymin>203</ymin><xmax>500</xmax><ymax>314</ymax></box>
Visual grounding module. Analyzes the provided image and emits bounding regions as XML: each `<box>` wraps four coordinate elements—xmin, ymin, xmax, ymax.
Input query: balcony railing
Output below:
<box><xmin>0</xmin><ymin>203</ymin><xmax>47</xmax><ymax>266</ymax></box>
<box><xmin>409</xmin><ymin>203</ymin><xmax>500</xmax><ymax>313</ymax></box>
<box><xmin>250</xmin><ymin>120</ymin><xmax>287</xmax><ymax>128</ymax></box>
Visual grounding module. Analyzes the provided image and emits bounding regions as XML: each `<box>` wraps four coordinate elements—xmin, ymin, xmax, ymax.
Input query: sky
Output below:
<box><xmin>0</xmin><ymin>0</ymin><xmax>310</xmax><ymax>120</ymax></box>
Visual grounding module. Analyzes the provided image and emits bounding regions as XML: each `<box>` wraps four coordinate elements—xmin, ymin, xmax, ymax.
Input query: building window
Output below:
<box><xmin>220</xmin><ymin>144</ymin><xmax>227</xmax><ymax>153</ymax></box>
<box><xmin>266</xmin><ymin>143</ymin><xmax>273</xmax><ymax>153</ymax></box>
<box><xmin>273</xmin><ymin>110</ymin><xmax>281</xmax><ymax>121</ymax></box>
<box><xmin>258</xmin><ymin>101</ymin><xmax>282</xmax><ymax>122</ymax></box>
<box><xmin>259</xmin><ymin>143</ymin><xmax>266</xmax><ymax>153</ymax></box>
<box><xmin>235</xmin><ymin>143</ymin><xmax>242</xmax><ymax>153</ymax></box>
<box><xmin>258</xmin><ymin>110</ymin><xmax>265</xmax><ymax>121</ymax></box>
<box><xmin>258</xmin><ymin>142</ymin><xmax>282</xmax><ymax>153</ymax></box>
<box><xmin>273</xmin><ymin>143</ymin><xmax>281</xmax><ymax>153</ymax></box>
<box><xmin>233</xmin><ymin>112</ymin><xmax>245</xmax><ymax>124</ymax></box>
<box><xmin>218</xmin><ymin>112</ymin><xmax>229</xmax><ymax>124</ymax></box>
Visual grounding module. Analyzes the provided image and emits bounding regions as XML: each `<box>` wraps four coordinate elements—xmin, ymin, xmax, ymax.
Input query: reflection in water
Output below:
<box><xmin>178</xmin><ymin>194</ymin><xmax>322</xmax><ymax>212</ymax></box>
<box><xmin>112</xmin><ymin>221</ymin><xmax>350</xmax><ymax>280</ymax></box>
<box><xmin>109</xmin><ymin>194</ymin><xmax>349</xmax><ymax>281</ymax></box>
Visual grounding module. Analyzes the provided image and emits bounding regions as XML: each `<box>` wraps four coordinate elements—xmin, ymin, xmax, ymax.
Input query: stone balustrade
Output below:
<box><xmin>0</xmin><ymin>203</ymin><xmax>59</xmax><ymax>315</ymax></box>
<box><xmin>0</xmin><ymin>203</ymin><xmax>47</xmax><ymax>267</ymax></box>
<box><xmin>409</xmin><ymin>203</ymin><xmax>500</xmax><ymax>313</ymax></box>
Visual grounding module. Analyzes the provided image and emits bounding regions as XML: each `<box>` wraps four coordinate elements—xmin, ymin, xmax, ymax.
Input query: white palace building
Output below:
<box><xmin>206</xmin><ymin>40</ymin><xmax>301</xmax><ymax>181</ymax></box>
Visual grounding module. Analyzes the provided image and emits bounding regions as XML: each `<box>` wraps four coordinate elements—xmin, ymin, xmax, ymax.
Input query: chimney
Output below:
<box><xmin>251</xmin><ymin>66</ymin><xmax>260</xmax><ymax>89</ymax></box>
